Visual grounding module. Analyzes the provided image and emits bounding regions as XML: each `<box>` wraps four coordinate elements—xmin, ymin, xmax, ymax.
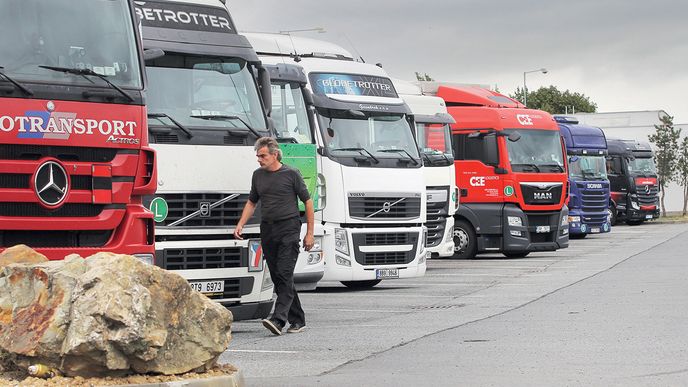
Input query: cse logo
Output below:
<box><xmin>470</xmin><ymin>176</ymin><xmax>486</xmax><ymax>187</ymax></box>
<box><xmin>516</xmin><ymin>114</ymin><xmax>534</xmax><ymax>126</ymax></box>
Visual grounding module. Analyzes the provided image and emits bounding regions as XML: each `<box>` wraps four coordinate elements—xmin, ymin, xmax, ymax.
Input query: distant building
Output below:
<box><xmin>571</xmin><ymin>110</ymin><xmax>688</xmax><ymax>213</ymax></box>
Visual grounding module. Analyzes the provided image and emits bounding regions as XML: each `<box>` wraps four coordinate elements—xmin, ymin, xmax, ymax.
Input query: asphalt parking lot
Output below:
<box><xmin>221</xmin><ymin>221</ymin><xmax>688</xmax><ymax>385</ymax></box>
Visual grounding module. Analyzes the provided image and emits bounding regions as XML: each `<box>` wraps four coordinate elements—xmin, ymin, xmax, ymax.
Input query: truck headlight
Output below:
<box><xmin>335</xmin><ymin>255</ymin><xmax>351</xmax><ymax>267</ymax></box>
<box><xmin>567</xmin><ymin>216</ymin><xmax>580</xmax><ymax>223</ymax></box>
<box><xmin>311</xmin><ymin>237</ymin><xmax>323</xmax><ymax>252</ymax></box>
<box><xmin>508</xmin><ymin>216</ymin><xmax>523</xmax><ymax>227</ymax></box>
<box><xmin>134</xmin><ymin>254</ymin><xmax>155</xmax><ymax>265</ymax></box>
<box><xmin>335</xmin><ymin>228</ymin><xmax>349</xmax><ymax>255</ymax></box>
<box><xmin>630</xmin><ymin>201</ymin><xmax>640</xmax><ymax>210</ymax></box>
<box><xmin>561</xmin><ymin>216</ymin><xmax>569</xmax><ymax>226</ymax></box>
<box><xmin>261</xmin><ymin>267</ymin><xmax>273</xmax><ymax>291</ymax></box>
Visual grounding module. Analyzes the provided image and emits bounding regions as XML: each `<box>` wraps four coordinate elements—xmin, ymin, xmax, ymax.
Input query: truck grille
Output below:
<box><xmin>353</xmin><ymin>232</ymin><xmax>418</xmax><ymax>266</ymax></box>
<box><xmin>525</xmin><ymin>212</ymin><xmax>559</xmax><ymax>243</ymax></box>
<box><xmin>0</xmin><ymin>144</ymin><xmax>118</xmax><ymax>162</ymax></box>
<box><xmin>160</xmin><ymin>247</ymin><xmax>244</xmax><ymax>270</ymax></box>
<box><xmin>0</xmin><ymin>230</ymin><xmax>112</xmax><ymax>248</ymax></box>
<box><xmin>152</xmin><ymin>193</ymin><xmax>250</xmax><ymax>227</ymax></box>
<box><xmin>577</xmin><ymin>181</ymin><xmax>610</xmax><ymax>225</ymax></box>
<box><xmin>425</xmin><ymin>187</ymin><xmax>449</xmax><ymax>247</ymax></box>
<box><xmin>635</xmin><ymin>185</ymin><xmax>659</xmax><ymax>205</ymax></box>
<box><xmin>0</xmin><ymin>173</ymin><xmax>92</xmax><ymax>190</ymax></box>
<box><xmin>348</xmin><ymin>196</ymin><xmax>421</xmax><ymax>219</ymax></box>
<box><xmin>0</xmin><ymin>203</ymin><xmax>105</xmax><ymax>217</ymax></box>
<box><xmin>520</xmin><ymin>183</ymin><xmax>563</xmax><ymax>205</ymax></box>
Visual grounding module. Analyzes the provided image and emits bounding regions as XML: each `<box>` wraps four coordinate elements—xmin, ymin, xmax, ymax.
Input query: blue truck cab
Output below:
<box><xmin>556</xmin><ymin>116</ymin><xmax>611</xmax><ymax>238</ymax></box>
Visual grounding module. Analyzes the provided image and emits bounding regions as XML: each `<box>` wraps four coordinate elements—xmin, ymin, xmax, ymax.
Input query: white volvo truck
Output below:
<box><xmin>137</xmin><ymin>0</ymin><xmax>278</xmax><ymax>320</ymax></box>
<box><xmin>394</xmin><ymin>79</ymin><xmax>458</xmax><ymax>257</ymax></box>
<box><xmin>247</xmin><ymin>33</ymin><xmax>427</xmax><ymax>288</ymax></box>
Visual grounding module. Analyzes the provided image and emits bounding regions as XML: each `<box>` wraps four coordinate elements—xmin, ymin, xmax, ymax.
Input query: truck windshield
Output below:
<box><xmin>318</xmin><ymin>109</ymin><xmax>420</xmax><ymax>163</ymax></box>
<box><xmin>146</xmin><ymin>56</ymin><xmax>267</xmax><ymax>131</ymax></box>
<box><xmin>627</xmin><ymin>157</ymin><xmax>656</xmax><ymax>175</ymax></box>
<box><xmin>569</xmin><ymin>155</ymin><xmax>607</xmax><ymax>180</ymax></box>
<box><xmin>416</xmin><ymin>123</ymin><xmax>453</xmax><ymax>167</ymax></box>
<box><xmin>271</xmin><ymin>82</ymin><xmax>312</xmax><ymax>143</ymax></box>
<box><xmin>505</xmin><ymin>129</ymin><xmax>565</xmax><ymax>173</ymax></box>
<box><xmin>0</xmin><ymin>0</ymin><xmax>142</xmax><ymax>89</ymax></box>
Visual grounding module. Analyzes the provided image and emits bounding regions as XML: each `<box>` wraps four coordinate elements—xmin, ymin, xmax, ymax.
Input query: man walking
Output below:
<box><xmin>235</xmin><ymin>137</ymin><xmax>314</xmax><ymax>335</ymax></box>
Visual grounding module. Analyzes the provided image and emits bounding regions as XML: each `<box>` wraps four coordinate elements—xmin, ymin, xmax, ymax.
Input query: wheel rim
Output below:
<box><xmin>454</xmin><ymin>228</ymin><xmax>469</xmax><ymax>253</ymax></box>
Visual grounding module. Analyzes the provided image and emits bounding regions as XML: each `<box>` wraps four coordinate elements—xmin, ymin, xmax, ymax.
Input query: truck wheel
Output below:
<box><xmin>341</xmin><ymin>280</ymin><xmax>381</xmax><ymax>289</ymax></box>
<box><xmin>570</xmin><ymin>233</ymin><xmax>587</xmax><ymax>240</ymax></box>
<box><xmin>453</xmin><ymin>220</ymin><xmax>477</xmax><ymax>259</ymax></box>
<box><xmin>608</xmin><ymin>206</ymin><xmax>617</xmax><ymax>226</ymax></box>
<box><xmin>626</xmin><ymin>219</ymin><xmax>643</xmax><ymax>226</ymax></box>
<box><xmin>503</xmin><ymin>251</ymin><xmax>530</xmax><ymax>258</ymax></box>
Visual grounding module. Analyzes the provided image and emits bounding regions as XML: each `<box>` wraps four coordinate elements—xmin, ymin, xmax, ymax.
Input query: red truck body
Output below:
<box><xmin>436</xmin><ymin>86</ymin><xmax>569</xmax><ymax>258</ymax></box>
<box><xmin>0</xmin><ymin>0</ymin><xmax>155</xmax><ymax>260</ymax></box>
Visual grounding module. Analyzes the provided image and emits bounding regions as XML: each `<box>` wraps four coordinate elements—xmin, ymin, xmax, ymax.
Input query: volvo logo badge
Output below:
<box><xmin>34</xmin><ymin>161</ymin><xmax>69</xmax><ymax>206</ymax></box>
<box><xmin>199</xmin><ymin>202</ymin><xmax>211</xmax><ymax>217</ymax></box>
<box><xmin>382</xmin><ymin>202</ymin><xmax>392</xmax><ymax>213</ymax></box>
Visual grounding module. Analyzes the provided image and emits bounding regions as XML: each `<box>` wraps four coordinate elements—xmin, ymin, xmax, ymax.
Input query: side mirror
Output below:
<box><xmin>507</xmin><ymin>131</ymin><xmax>521</xmax><ymax>142</ymax></box>
<box><xmin>258</xmin><ymin>65</ymin><xmax>272</xmax><ymax>117</ymax></box>
<box><xmin>484</xmin><ymin>133</ymin><xmax>500</xmax><ymax>166</ymax></box>
<box><xmin>143</xmin><ymin>48</ymin><xmax>165</xmax><ymax>61</ymax></box>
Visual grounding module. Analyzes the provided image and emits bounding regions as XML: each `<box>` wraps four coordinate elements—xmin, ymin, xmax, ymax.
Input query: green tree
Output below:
<box><xmin>677</xmin><ymin>136</ymin><xmax>688</xmax><ymax>216</ymax></box>
<box><xmin>510</xmin><ymin>85</ymin><xmax>597</xmax><ymax>114</ymax></box>
<box><xmin>648</xmin><ymin>115</ymin><xmax>681</xmax><ymax>216</ymax></box>
<box><xmin>415</xmin><ymin>72</ymin><xmax>434</xmax><ymax>82</ymax></box>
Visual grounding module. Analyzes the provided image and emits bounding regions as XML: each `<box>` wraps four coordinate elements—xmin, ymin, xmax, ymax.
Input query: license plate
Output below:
<box><xmin>189</xmin><ymin>280</ymin><xmax>224</xmax><ymax>294</ymax></box>
<box><xmin>645</xmin><ymin>214</ymin><xmax>653</xmax><ymax>220</ymax></box>
<box><xmin>536</xmin><ymin>225</ymin><xmax>551</xmax><ymax>233</ymax></box>
<box><xmin>590</xmin><ymin>227</ymin><xmax>600</xmax><ymax>233</ymax></box>
<box><xmin>376</xmin><ymin>268</ymin><xmax>399</xmax><ymax>279</ymax></box>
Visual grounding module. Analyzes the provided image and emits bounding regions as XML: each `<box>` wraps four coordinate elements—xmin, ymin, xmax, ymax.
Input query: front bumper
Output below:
<box><xmin>228</xmin><ymin>299</ymin><xmax>275</xmax><ymax>321</ymax></box>
<box><xmin>321</xmin><ymin>224</ymin><xmax>427</xmax><ymax>282</ymax></box>
<box><xmin>502</xmin><ymin>205</ymin><xmax>569</xmax><ymax>253</ymax></box>
<box><xmin>427</xmin><ymin>217</ymin><xmax>455</xmax><ymax>258</ymax></box>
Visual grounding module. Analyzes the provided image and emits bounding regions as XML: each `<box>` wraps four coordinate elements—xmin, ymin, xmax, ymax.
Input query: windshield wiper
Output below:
<box><xmin>330</xmin><ymin>147</ymin><xmax>380</xmax><ymax>164</ymax></box>
<box><xmin>190</xmin><ymin>114</ymin><xmax>262</xmax><ymax>139</ymax></box>
<box><xmin>39</xmin><ymin>65</ymin><xmax>134</xmax><ymax>102</ymax></box>
<box><xmin>0</xmin><ymin>66</ymin><xmax>34</xmax><ymax>96</ymax></box>
<box><xmin>148</xmin><ymin>112</ymin><xmax>193</xmax><ymax>138</ymax></box>
<box><xmin>378</xmin><ymin>148</ymin><xmax>419</xmax><ymax>165</ymax></box>
<box><xmin>512</xmin><ymin>163</ymin><xmax>541</xmax><ymax>172</ymax></box>
<box><xmin>422</xmin><ymin>151</ymin><xmax>451</xmax><ymax>166</ymax></box>
<box><xmin>540</xmin><ymin>163</ymin><xmax>564</xmax><ymax>172</ymax></box>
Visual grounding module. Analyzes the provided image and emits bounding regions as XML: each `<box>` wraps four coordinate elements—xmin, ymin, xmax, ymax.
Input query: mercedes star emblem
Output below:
<box><xmin>644</xmin><ymin>185</ymin><xmax>651</xmax><ymax>194</ymax></box>
<box><xmin>34</xmin><ymin>161</ymin><xmax>69</xmax><ymax>206</ymax></box>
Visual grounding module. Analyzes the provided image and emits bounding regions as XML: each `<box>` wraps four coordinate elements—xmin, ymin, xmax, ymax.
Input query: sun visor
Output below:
<box><xmin>312</xmin><ymin>94</ymin><xmax>411</xmax><ymax>114</ymax></box>
<box><xmin>413</xmin><ymin>113</ymin><xmax>455</xmax><ymax>125</ymax></box>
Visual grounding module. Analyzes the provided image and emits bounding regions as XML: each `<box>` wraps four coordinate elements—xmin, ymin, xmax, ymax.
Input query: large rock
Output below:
<box><xmin>0</xmin><ymin>252</ymin><xmax>233</xmax><ymax>377</ymax></box>
<box><xmin>0</xmin><ymin>244</ymin><xmax>48</xmax><ymax>269</ymax></box>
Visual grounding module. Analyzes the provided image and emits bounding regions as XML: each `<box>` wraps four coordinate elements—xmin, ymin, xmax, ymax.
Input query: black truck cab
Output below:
<box><xmin>605</xmin><ymin>139</ymin><xmax>660</xmax><ymax>225</ymax></box>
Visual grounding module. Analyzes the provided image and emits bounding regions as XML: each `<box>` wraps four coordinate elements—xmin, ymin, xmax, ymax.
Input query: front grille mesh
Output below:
<box><xmin>348</xmin><ymin>196</ymin><xmax>421</xmax><ymax>219</ymax></box>
<box><xmin>162</xmin><ymin>247</ymin><xmax>243</xmax><ymax>270</ymax></box>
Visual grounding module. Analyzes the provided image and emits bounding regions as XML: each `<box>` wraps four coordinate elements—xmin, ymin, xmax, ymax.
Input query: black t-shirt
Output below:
<box><xmin>248</xmin><ymin>164</ymin><xmax>310</xmax><ymax>222</ymax></box>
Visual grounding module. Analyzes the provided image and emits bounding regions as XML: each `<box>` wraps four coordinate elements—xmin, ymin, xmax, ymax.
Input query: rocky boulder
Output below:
<box><xmin>0</xmin><ymin>250</ymin><xmax>233</xmax><ymax>377</ymax></box>
<box><xmin>0</xmin><ymin>244</ymin><xmax>48</xmax><ymax>270</ymax></box>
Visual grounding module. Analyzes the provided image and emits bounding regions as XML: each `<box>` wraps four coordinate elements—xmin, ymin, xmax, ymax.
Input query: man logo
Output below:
<box><xmin>534</xmin><ymin>192</ymin><xmax>553</xmax><ymax>200</ymax></box>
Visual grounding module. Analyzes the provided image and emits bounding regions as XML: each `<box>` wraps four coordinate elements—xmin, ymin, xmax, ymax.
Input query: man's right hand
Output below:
<box><xmin>234</xmin><ymin>224</ymin><xmax>244</xmax><ymax>240</ymax></box>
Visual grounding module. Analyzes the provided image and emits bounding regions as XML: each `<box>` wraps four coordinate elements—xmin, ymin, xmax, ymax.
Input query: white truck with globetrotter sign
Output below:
<box><xmin>246</xmin><ymin>33</ymin><xmax>427</xmax><ymax>288</ymax></box>
<box><xmin>394</xmin><ymin>79</ymin><xmax>458</xmax><ymax>257</ymax></box>
<box><xmin>136</xmin><ymin>0</ymin><xmax>275</xmax><ymax>320</ymax></box>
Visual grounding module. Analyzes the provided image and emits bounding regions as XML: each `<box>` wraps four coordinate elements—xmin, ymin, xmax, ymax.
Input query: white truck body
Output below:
<box><xmin>394</xmin><ymin>79</ymin><xmax>458</xmax><ymax>257</ymax></box>
<box><xmin>248</xmin><ymin>34</ymin><xmax>427</xmax><ymax>286</ymax></box>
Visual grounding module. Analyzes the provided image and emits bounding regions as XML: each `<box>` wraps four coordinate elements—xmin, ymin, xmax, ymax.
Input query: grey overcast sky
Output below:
<box><xmin>229</xmin><ymin>0</ymin><xmax>688</xmax><ymax>123</ymax></box>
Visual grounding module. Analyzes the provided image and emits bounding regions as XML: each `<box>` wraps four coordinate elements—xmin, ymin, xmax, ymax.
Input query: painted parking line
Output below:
<box><xmin>226</xmin><ymin>349</ymin><xmax>300</xmax><ymax>354</ymax></box>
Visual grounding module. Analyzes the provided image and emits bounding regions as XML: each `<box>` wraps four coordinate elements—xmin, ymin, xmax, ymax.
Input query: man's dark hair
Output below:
<box><xmin>254</xmin><ymin>137</ymin><xmax>282</xmax><ymax>161</ymax></box>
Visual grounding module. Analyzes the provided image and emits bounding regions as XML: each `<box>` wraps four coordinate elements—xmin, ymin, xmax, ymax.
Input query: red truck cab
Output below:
<box><xmin>0</xmin><ymin>0</ymin><xmax>156</xmax><ymax>260</ymax></box>
<box><xmin>436</xmin><ymin>85</ymin><xmax>569</xmax><ymax>258</ymax></box>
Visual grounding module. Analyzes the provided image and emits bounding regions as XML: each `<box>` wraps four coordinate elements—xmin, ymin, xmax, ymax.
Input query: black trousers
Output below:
<box><xmin>261</xmin><ymin>217</ymin><xmax>305</xmax><ymax>326</ymax></box>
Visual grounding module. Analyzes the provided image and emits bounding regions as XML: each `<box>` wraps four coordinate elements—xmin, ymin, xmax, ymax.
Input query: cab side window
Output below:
<box><xmin>453</xmin><ymin>133</ymin><xmax>491</xmax><ymax>165</ymax></box>
<box><xmin>605</xmin><ymin>156</ymin><xmax>623</xmax><ymax>175</ymax></box>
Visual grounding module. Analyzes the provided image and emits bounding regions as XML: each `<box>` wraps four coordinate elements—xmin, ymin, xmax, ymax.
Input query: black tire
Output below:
<box><xmin>341</xmin><ymin>280</ymin><xmax>381</xmax><ymax>289</ymax></box>
<box><xmin>503</xmin><ymin>251</ymin><xmax>530</xmax><ymax>258</ymax></box>
<box><xmin>452</xmin><ymin>219</ymin><xmax>477</xmax><ymax>259</ymax></box>
<box><xmin>608</xmin><ymin>205</ymin><xmax>617</xmax><ymax>226</ymax></box>
<box><xmin>626</xmin><ymin>219</ymin><xmax>643</xmax><ymax>226</ymax></box>
<box><xmin>570</xmin><ymin>233</ymin><xmax>587</xmax><ymax>240</ymax></box>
